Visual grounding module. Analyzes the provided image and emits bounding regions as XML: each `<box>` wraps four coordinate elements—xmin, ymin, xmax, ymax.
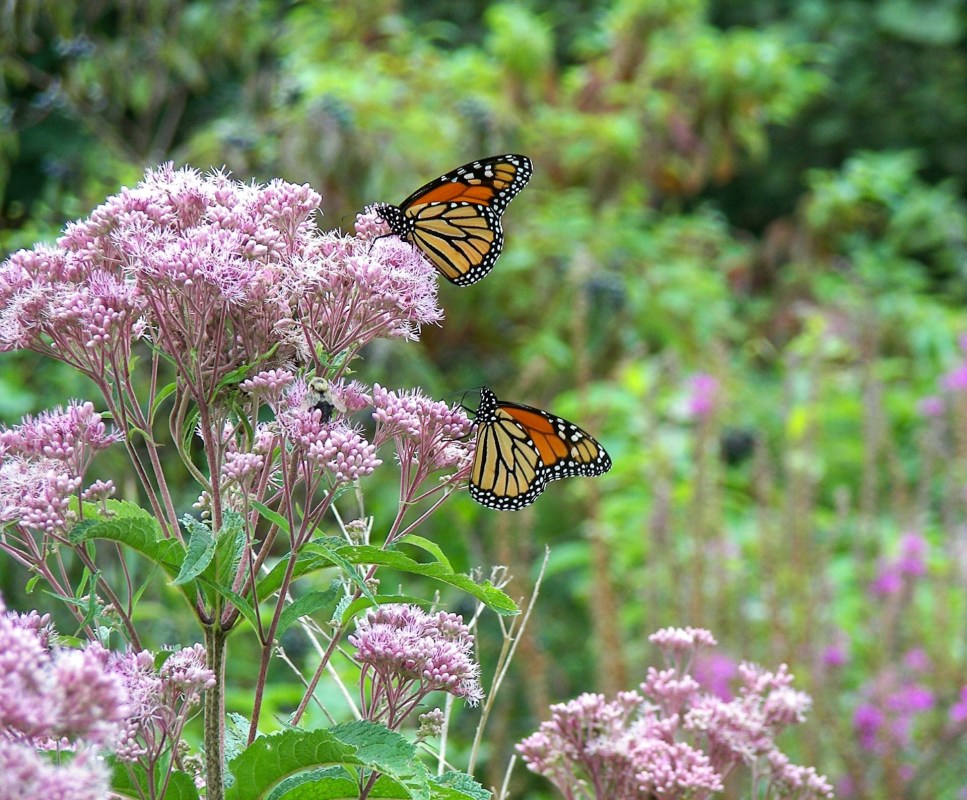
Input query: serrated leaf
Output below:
<box><xmin>226</xmin><ymin>729</ymin><xmax>360</xmax><ymax>800</ymax></box>
<box><xmin>397</xmin><ymin>534</ymin><xmax>452</xmax><ymax>570</ymax></box>
<box><xmin>330</xmin><ymin>721</ymin><xmax>430</xmax><ymax>800</ymax></box>
<box><xmin>173</xmin><ymin>516</ymin><xmax>216</xmax><ymax>585</ymax></box>
<box><xmin>304</xmin><ymin>544</ymin><xmax>518</xmax><ymax>617</ymax></box>
<box><xmin>266</xmin><ymin>766</ymin><xmax>356</xmax><ymax>800</ymax></box>
<box><xmin>69</xmin><ymin>517</ymin><xmax>185</xmax><ymax>582</ymax></box>
<box><xmin>277</xmin><ymin>586</ymin><xmax>342</xmax><ymax>637</ymax></box>
<box><xmin>430</xmin><ymin>772</ymin><xmax>491</xmax><ymax>800</ymax></box>
<box><xmin>226</xmin><ymin>713</ymin><xmax>252</xmax><ymax>764</ymax></box>
<box><xmin>227</xmin><ymin>724</ymin><xmax>436</xmax><ymax>800</ymax></box>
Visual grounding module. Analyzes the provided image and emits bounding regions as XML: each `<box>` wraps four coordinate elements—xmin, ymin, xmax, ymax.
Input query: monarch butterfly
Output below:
<box><xmin>370</xmin><ymin>154</ymin><xmax>533</xmax><ymax>286</ymax></box>
<box><xmin>469</xmin><ymin>387</ymin><xmax>612</xmax><ymax>510</ymax></box>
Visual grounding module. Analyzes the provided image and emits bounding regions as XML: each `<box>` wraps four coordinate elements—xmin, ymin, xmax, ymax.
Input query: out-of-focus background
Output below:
<box><xmin>2</xmin><ymin>0</ymin><xmax>967</xmax><ymax>797</ymax></box>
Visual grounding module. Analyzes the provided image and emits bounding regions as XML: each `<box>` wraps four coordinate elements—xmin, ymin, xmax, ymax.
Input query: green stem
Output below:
<box><xmin>204</xmin><ymin>624</ymin><xmax>228</xmax><ymax>800</ymax></box>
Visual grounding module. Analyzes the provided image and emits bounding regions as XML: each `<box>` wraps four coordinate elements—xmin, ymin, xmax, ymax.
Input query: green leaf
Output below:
<box><xmin>330</xmin><ymin>721</ymin><xmax>430</xmax><ymax>800</ymax></box>
<box><xmin>111</xmin><ymin>761</ymin><xmax>200</xmax><ymax>800</ymax></box>
<box><xmin>197</xmin><ymin>577</ymin><xmax>260</xmax><ymax>632</ymax></box>
<box><xmin>211</xmin><ymin>510</ymin><xmax>247</xmax><ymax>587</ymax></box>
<box><xmin>226</xmin><ymin>729</ymin><xmax>360</xmax><ymax>800</ymax></box>
<box><xmin>252</xmin><ymin>501</ymin><xmax>292</xmax><ymax>536</ymax></box>
<box><xmin>266</xmin><ymin>766</ymin><xmax>357</xmax><ymax>800</ymax></box>
<box><xmin>305</xmin><ymin>538</ymin><xmax>377</xmax><ymax>606</ymax></box>
<box><xmin>429</xmin><ymin>773</ymin><xmax>491</xmax><ymax>800</ymax></box>
<box><xmin>257</xmin><ymin>552</ymin><xmax>334</xmax><ymax>601</ymax></box>
<box><xmin>150</xmin><ymin>380</ymin><xmax>178</xmax><ymax>419</ymax></box>
<box><xmin>173</xmin><ymin>516</ymin><xmax>216</xmax><ymax>585</ymax></box>
<box><xmin>276</xmin><ymin>585</ymin><xmax>342</xmax><ymax>637</ymax></box>
<box><xmin>215</xmin><ymin>343</ymin><xmax>280</xmax><ymax>393</ymax></box>
<box><xmin>226</xmin><ymin>713</ymin><xmax>252</xmax><ymax>765</ymax></box>
<box><xmin>303</xmin><ymin>543</ymin><xmax>518</xmax><ymax>616</ymax></box>
<box><xmin>226</xmin><ymin>723</ymin><xmax>438</xmax><ymax>800</ymax></box>
<box><xmin>396</xmin><ymin>534</ymin><xmax>452</xmax><ymax>571</ymax></box>
<box><xmin>69</xmin><ymin>517</ymin><xmax>185</xmax><ymax>583</ymax></box>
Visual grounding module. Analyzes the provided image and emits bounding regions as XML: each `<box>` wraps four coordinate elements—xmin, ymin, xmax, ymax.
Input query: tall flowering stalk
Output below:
<box><xmin>0</xmin><ymin>166</ymin><xmax>483</xmax><ymax>800</ymax></box>
<box><xmin>348</xmin><ymin>603</ymin><xmax>483</xmax><ymax>799</ymax></box>
<box><xmin>518</xmin><ymin>627</ymin><xmax>833</xmax><ymax>800</ymax></box>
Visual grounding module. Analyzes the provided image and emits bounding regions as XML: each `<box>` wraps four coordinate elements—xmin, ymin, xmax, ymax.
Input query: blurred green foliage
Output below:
<box><xmin>3</xmin><ymin>0</ymin><xmax>967</xmax><ymax>797</ymax></box>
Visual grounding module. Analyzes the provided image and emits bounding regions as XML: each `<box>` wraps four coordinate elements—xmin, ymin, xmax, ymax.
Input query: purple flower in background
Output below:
<box><xmin>950</xmin><ymin>686</ymin><xmax>967</xmax><ymax>724</ymax></box>
<box><xmin>897</xmin><ymin>532</ymin><xmax>928</xmax><ymax>577</ymax></box>
<box><xmin>692</xmin><ymin>651</ymin><xmax>737</xmax><ymax>700</ymax></box>
<box><xmin>887</xmin><ymin>683</ymin><xmax>935</xmax><ymax>715</ymax></box>
<box><xmin>902</xmin><ymin>648</ymin><xmax>931</xmax><ymax>673</ymax></box>
<box><xmin>854</xmin><ymin>703</ymin><xmax>884</xmax><ymax>751</ymax></box>
<box><xmin>686</xmin><ymin>373</ymin><xmax>719</xmax><ymax>419</ymax></box>
<box><xmin>836</xmin><ymin>774</ymin><xmax>856</xmax><ymax>798</ymax></box>
<box><xmin>870</xmin><ymin>533</ymin><xmax>928</xmax><ymax>596</ymax></box>
<box><xmin>942</xmin><ymin>363</ymin><xmax>967</xmax><ymax>392</ymax></box>
<box><xmin>917</xmin><ymin>395</ymin><xmax>945</xmax><ymax>417</ymax></box>
<box><xmin>869</xmin><ymin>562</ymin><xmax>903</xmax><ymax>596</ymax></box>
<box><xmin>821</xmin><ymin>644</ymin><xmax>849</xmax><ymax>669</ymax></box>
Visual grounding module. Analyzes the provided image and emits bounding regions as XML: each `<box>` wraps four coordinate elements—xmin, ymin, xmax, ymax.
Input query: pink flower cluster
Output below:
<box><xmin>349</xmin><ymin>604</ymin><xmax>483</xmax><ymax>729</ymax></box>
<box><xmin>274</xmin><ymin>378</ymin><xmax>382</xmax><ymax>482</ymax></box>
<box><xmin>0</xmin><ymin>165</ymin><xmax>442</xmax><ymax>400</ymax></box>
<box><xmin>0</xmin><ymin>596</ymin><xmax>215</xmax><ymax>797</ymax></box>
<box><xmin>518</xmin><ymin>627</ymin><xmax>832</xmax><ymax>800</ymax></box>
<box><xmin>1</xmin><ymin>401</ymin><xmax>119</xmax><ymax>475</ymax></box>
<box><xmin>110</xmin><ymin>644</ymin><xmax>215</xmax><ymax>765</ymax></box>
<box><xmin>0</xmin><ymin>596</ymin><xmax>127</xmax><ymax>799</ymax></box>
<box><xmin>0</xmin><ymin>402</ymin><xmax>117</xmax><ymax>537</ymax></box>
<box><xmin>285</xmin><ymin>222</ymin><xmax>443</xmax><ymax>361</ymax></box>
<box><xmin>371</xmin><ymin>385</ymin><xmax>473</xmax><ymax>497</ymax></box>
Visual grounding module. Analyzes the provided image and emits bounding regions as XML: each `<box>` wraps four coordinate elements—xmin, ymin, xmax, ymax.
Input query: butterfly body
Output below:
<box><xmin>371</xmin><ymin>155</ymin><xmax>532</xmax><ymax>286</ymax></box>
<box><xmin>469</xmin><ymin>387</ymin><xmax>611</xmax><ymax>510</ymax></box>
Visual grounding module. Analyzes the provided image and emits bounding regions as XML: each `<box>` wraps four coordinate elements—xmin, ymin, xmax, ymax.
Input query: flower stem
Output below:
<box><xmin>203</xmin><ymin>624</ymin><xmax>228</xmax><ymax>800</ymax></box>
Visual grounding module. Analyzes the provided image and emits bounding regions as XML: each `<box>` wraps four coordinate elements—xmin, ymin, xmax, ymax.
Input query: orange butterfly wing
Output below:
<box><xmin>469</xmin><ymin>387</ymin><xmax>611</xmax><ymax>510</ymax></box>
<box><xmin>372</xmin><ymin>155</ymin><xmax>532</xmax><ymax>286</ymax></box>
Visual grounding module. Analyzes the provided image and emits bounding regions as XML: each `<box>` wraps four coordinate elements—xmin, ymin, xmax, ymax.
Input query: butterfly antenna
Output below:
<box><xmin>449</xmin><ymin>386</ymin><xmax>483</xmax><ymax>416</ymax></box>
